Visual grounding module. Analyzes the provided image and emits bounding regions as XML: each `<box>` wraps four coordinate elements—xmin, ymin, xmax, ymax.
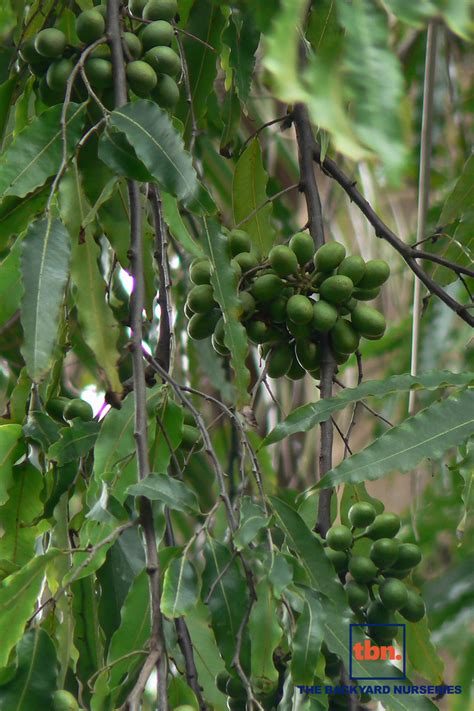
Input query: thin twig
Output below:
<box><xmin>239</xmin><ymin>114</ymin><xmax>292</xmax><ymax>156</ymax></box>
<box><xmin>174</xmin><ymin>27</ymin><xmax>199</xmax><ymax>157</ymax></box>
<box><xmin>234</xmin><ymin>183</ymin><xmax>299</xmax><ymax>230</ymax></box>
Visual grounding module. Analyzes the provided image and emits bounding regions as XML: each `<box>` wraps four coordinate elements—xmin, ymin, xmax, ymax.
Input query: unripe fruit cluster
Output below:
<box><xmin>324</xmin><ymin>501</ymin><xmax>425</xmax><ymax>645</ymax></box>
<box><xmin>185</xmin><ymin>229</ymin><xmax>390</xmax><ymax>381</ymax></box>
<box><xmin>19</xmin><ymin>0</ymin><xmax>181</xmax><ymax>110</ymax></box>
<box><xmin>46</xmin><ymin>396</ymin><xmax>94</xmax><ymax>422</ymax></box>
<box><xmin>215</xmin><ymin>670</ymin><xmax>278</xmax><ymax>709</ymax></box>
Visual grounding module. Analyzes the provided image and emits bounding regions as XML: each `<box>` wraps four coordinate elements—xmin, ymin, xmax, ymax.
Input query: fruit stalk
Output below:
<box><xmin>293</xmin><ymin>103</ymin><xmax>335</xmax><ymax>536</ymax></box>
<box><xmin>107</xmin><ymin>2</ymin><xmax>169</xmax><ymax>709</ymax></box>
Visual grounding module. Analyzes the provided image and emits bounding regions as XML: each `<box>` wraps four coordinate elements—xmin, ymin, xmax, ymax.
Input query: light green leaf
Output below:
<box><xmin>72</xmin><ymin>576</ymin><xmax>104</xmax><ymax>692</ymax></box>
<box><xmin>161</xmin><ymin>191</ymin><xmax>203</xmax><ymax>257</ymax></box>
<box><xmin>0</xmin><ymin>103</ymin><xmax>85</xmax><ymax>199</ymax></box>
<box><xmin>20</xmin><ymin>217</ymin><xmax>71</xmax><ymax>383</ymax></box>
<box><xmin>263</xmin><ymin>371</ymin><xmax>474</xmax><ymax>445</ymax></box>
<box><xmin>0</xmin><ymin>462</ymin><xmax>44</xmax><ymax>567</ymax></box>
<box><xmin>0</xmin><ymin>237</ymin><xmax>22</xmax><ymax>328</ymax></box>
<box><xmin>127</xmin><ymin>473</ymin><xmax>200</xmax><ymax>514</ymax></box>
<box><xmin>0</xmin><ymin>424</ymin><xmax>25</xmax><ymax>506</ymax></box>
<box><xmin>249</xmin><ymin>578</ymin><xmax>281</xmax><ymax>688</ymax></box>
<box><xmin>0</xmin><ymin>550</ymin><xmax>60</xmax><ymax>668</ymax></box>
<box><xmin>185</xmin><ymin>601</ymin><xmax>227</xmax><ymax>711</ymax></box>
<box><xmin>290</xmin><ymin>587</ymin><xmax>324</xmax><ymax>685</ymax></box>
<box><xmin>223</xmin><ymin>11</ymin><xmax>260</xmax><ymax>103</ymax></box>
<box><xmin>317</xmin><ymin>389</ymin><xmax>474</xmax><ymax>489</ymax></box>
<box><xmin>108</xmin><ymin>100</ymin><xmax>198</xmax><ymax>201</ymax></box>
<box><xmin>202</xmin><ymin>217</ymin><xmax>250</xmax><ymax>405</ymax></box>
<box><xmin>70</xmin><ymin>232</ymin><xmax>122</xmax><ymax>393</ymax></box>
<box><xmin>48</xmin><ymin>420</ymin><xmax>99</xmax><ymax>465</ymax></box>
<box><xmin>0</xmin><ymin>189</ymin><xmax>49</xmax><ymax>252</ymax></box>
<box><xmin>161</xmin><ymin>557</ymin><xmax>200</xmax><ymax>618</ymax></box>
<box><xmin>268</xmin><ymin>553</ymin><xmax>293</xmax><ymax>599</ymax></box>
<box><xmin>234</xmin><ymin>497</ymin><xmax>270</xmax><ymax>550</ymax></box>
<box><xmin>404</xmin><ymin>616</ymin><xmax>444</xmax><ymax>684</ymax></box>
<box><xmin>0</xmin><ymin>628</ymin><xmax>58</xmax><ymax>710</ymax></box>
<box><xmin>232</xmin><ymin>139</ymin><xmax>276</xmax><ymax>257</ymax></box>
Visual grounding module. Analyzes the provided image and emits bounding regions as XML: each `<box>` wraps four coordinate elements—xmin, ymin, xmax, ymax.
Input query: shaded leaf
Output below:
<box><xmin>440</xmin><ymin>155</ymin><xmax>474</xmax><ymax>224</ymax></box>
<box><xmin>20</xmin><ymin>217</ymin><xmax>71</xmax><ymax>382</ymax></box>
<box><xmin>0</xmin><ymin>237</ymin><xmax>22</xmax><ymax>326</ymax></box>
<box><xmin>0</xmin><ymin>424</ymin><xmax>25</xmax><ymax>506</ymax></box>
<box><xmin>223</xmin><ymin>11</ymin><xmax>260</xmax><ymax>103</ymax></box>
<box><xmin>48</xmin><ymin>419</ymin><xmax>99</xmax><ymax>465</ymax></box>
<box><xmin>72</xmin><ymin>576</ymin><xmax>104</xmax><ymax>701</ymax></box>
<box><xmin>249</xmin><ymin>578</ymin><xmax>281</xmax><ymax>687</ymax></box>
<box><xmin>161</xmin><ymin>191</ymin><xmax>203</xmax><ymax>257</ymax></box>
<box><xmin>0</xmin><ymin>462</ymin><xmax>44</xmax><ymax>566</ymax></box>
<box><xmin>161</xmin><ymin>557</ymin><xmax>200</xmax><ymax>618</ymax></box>
<box><xmin>290</xmin><ymin>587</ymin><xmax>324</xmax><ymax>685</ymax></box>
<box><xmin>232</xmin><ymin>139</ymin><xmax>276</xmax><ymax>257</ymax></box>
<box><xmin>0</xmin><ymin>76</ymin><xmax>16</xmax><ymax>144</ymax></box>
<box><xmin>150</xmin><ymin>398</ymin><xmax>183</xmax><ymax>474</ymax></box>
<box><xmin>404</xmin><ymin>616</ymin><xmax>444</xmax><ymax>684</ymax></box>
<box><xmin>317</xmin><ymin>389</ymin><xmax>474</xmax><ymax>489</ymax></box>
<box><xmin>185</xmin><ymin>601</ymin><xmax>227</xmax><ymax>711</ymax></box>
<box><xmin>0</xmin><ymin>103</ymin><xmax>85</xmax><ymax>199</ymax></box>
<box><xmin>234</xmin><ymin>497</ymin><xmax>270</xmax><ymax>550</ymax></box>
<box><xmin>127</xmin><ymin>473</ymin><xmax>200</xmax><ymax>514</ymax></box>
<box><xmin>98</xmin><ymin>130</ymin><xmax>154</xmax><ymax>183</ymax></box>
<box><xmin>23</xmin><ymin>410</ymin><xmax>60</xmax><ymax>450</ymax></box>
<box><xmin>263</xmin><ymin>371</ymin><xmax>474</xmax><ymax>445</ymax></box>
<box><xmin>0</xmin><ymin>189</ymin><xmax>49</xmax><ymax>251</ymax></box>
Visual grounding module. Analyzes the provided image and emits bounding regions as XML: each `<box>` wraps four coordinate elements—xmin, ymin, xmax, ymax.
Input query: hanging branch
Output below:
<box><xmin>293</xmin><ymin>102</ymin><xmax>334</xmax><ymax>536</ymax></box>
<box><xmin>107</xmin><ymin>2</ymin><xmax>169</xmax><ymax>709</ymax></box>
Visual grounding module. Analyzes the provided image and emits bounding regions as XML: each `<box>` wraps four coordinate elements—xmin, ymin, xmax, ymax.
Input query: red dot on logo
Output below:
<box><xmin>396</xmin><ymin>654</ymin><xmax>402</xmax><ymax>660</ymax></box>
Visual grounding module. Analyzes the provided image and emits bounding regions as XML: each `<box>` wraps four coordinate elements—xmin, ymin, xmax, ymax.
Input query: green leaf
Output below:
<box><xmin>150</xmin><ymin>399</ymin><xmax>183</xmax><ymax>474</ymax></box>
<box><xmin>161</xmin><ymin>557</ymin><xmax>200</xmax><ymax>618</ymax></box>
<box><xmin>108</xmin><ymin>100</ymin><xmax>198</xmax><ymax>201</ymax></box>
<box><xmin>48</xmin><ymin>420</ymin><xmax>99</xmax><ymax>465</ymax></box>
<box><xmin>232</xmin><ymin>139</ymin><xmax>276</xmax><ymax>257</ymax></box>
<box><xmin>72</xmin><ymin>576</ymin><xmax>104</xmax><ymax>700</ymax></box>
<box><xmin>290</xmin><ymin>587</ymin><xmax>324</xmax><ymax>685</ymax></box>
<box><xmin>127</xmin><ymin>473</ymin><xmax>200</xmax><ymax>514</ymax></box>
<box><xmin>161</xmin><ymin>191</ymin><xmax>203</xmax><ymax>257</ymax></box>
<box><xmin>317</xmin><ymin>389</ymin><xmax>474</xmax><ymax>489</ymax></box>
<box><xmin>263</xmin><ymin>371</ymin><xmax>474</xmax><ymax>445</ymax></box>
<box><xmin>404</xmin><ymin>616</ymin><xmax>444</xmax><ymax>685</ymax></box>
<box><xmin>0</xmin><ymin>189</ymin><xmax>49</xmax><ymax>251</ymax></box>
<box><xmin>234</xmin><ymin>497</ymin><xmax>270</xmax><ymax>550</ymax></box>
<box><xmin>0</xmin><ymin>237</ymin><xmax>22</xmax><ymax>328</ymax></box>
<box><xmin>202</xmin><ymin>537</ymin><xmax>250</xmax><ymax>671</ymax></box>
<box><xmin>0</xmin><ymin>76</ymin><xmax>16</xmax><ymax>145</ymax></box>
<box><xmin>440</xmin><ymin>155</ymin><xmax>474</xmax><ymax>224</ymax></box>
<box><xmin>223</xmin><ymin>11</ymin><xmax>260</xmax><ymax>103</ymax></box>
<box><xmin>185</xmin><ymin>601</ymin><xmax>227</xmax><ymax>711</ymax></box>
<box><xmin>98</xmin><ymin>130</ymin><xmax>154</xmax><ymax>183</ymax></box>
<box><xmin>0</xmin><ymin>424</ymin><xmax>25</xmax><ymax>506</ymax></box>
<box><xmin>70</xmin><ymin>232</ymin><xmax>122</xmax><ymax>393</ymax></box>
<box><xmin>202</xmin><ymin>217</ymin><xmax>250</xmax><ymax>404</ymax></box>
<box><xmin>0</xmin><ymin>628</ymin><xmax>58</xmax><ymax>710</ymax></box>
<box><xmin>23</xmin><ymin>410</ymin><xmax>60</xmax><ymax>451</ymax></box>
<box><xmin>268</xmin><ymin>553</ymin><xmax>293</xmax><ymax>599</ymax></box>
<box><xmin>383</xmin><ymin>0</ymin><xmax>436</xmax><ymax>27</ymax></box>
<box><xmin>0</xmin><ymin>462</ymin><xmax>44</xmax><ymax>567</ymax></box>
<box><xmin>168</xmin><ymin>677</ymin><xmax>198</xmax><ymax>709</ymax></box>
<box><xmin>0</xmin><ymin>550</ymin><xmax>59</xmax><ymax>668</ymax></box>
<box><xmin>0</xmin><ymin>103</ymin><xmax>86</xmax><ymax>199</ymax></box>
<box><xmin>248</xmin><ymin>578</ymin><xmax>281</xmax><ymax>688</ymax></box>
<box><xmin>20</xmin><ymin>217</ymin><xmax>71</xmax><ymax>383</ymax></box>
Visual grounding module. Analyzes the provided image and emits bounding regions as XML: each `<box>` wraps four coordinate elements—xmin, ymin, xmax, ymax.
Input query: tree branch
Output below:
<box><xmin>107</xmin><ymin>2</ymin><xmax>168</xmax><ymax>708</ymax></box>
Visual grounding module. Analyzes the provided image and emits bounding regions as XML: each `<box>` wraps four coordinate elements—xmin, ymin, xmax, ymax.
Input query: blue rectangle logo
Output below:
<box><xmin>349</xmin><ymin>624</ymin><xmax>406</xmax><ymax>680</ymax></box>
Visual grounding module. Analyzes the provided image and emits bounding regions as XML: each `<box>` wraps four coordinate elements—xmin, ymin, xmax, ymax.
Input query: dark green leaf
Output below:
<box><xmin>161</xmin><ymin>557</ymin><xmax>200</xmax><ymax>618</ymax></box>
<box><xmin>185</xmin><ymin>601</ymin><xmax>227</xmax><ymax>710</ymax></box>
<box><xmin>0</xmin><ymin>424</ymin><xmax>25</xmax><ymax>506</ymax></box>
<box><xmin>223</xmin><ymin>12</ymin><xmax>260</xmax><ymax>103</ymax></box>
<box><xmin>98</xmin><ymin>130</ymin><xmax>154</xmax><ymax>183</ymax></box>
<box><xmin>0</xmin><ymin>237</ymin><xmax>22</xmax><ymax>328</ymax></box>
<box><xmin>248</xmin><ymin>578</ymin><xmax>281</xmax><ymax>688</ymax></box>
<box><xmin>48</xmin><ymin>420</ymin><xmax>99</xmax><ymax>465</ymax></box>
<box><xmin>234</xmin><ymin>497</ymin><xmax>270</xmax><ymax>550</ymax></box>
<box><xmin>0</xmin><ymin>189</ymin><xmax>49</xmax><ymax>251</ymax></box>
<box><xmin>290</xmin><ymin>587</ymin><xmax>324</xmax><ymax>685</ymax></box>
<box><xmin>0</xmin><ymin>462</ymin><xmax>44</xmax><ymax>566</ymax></box>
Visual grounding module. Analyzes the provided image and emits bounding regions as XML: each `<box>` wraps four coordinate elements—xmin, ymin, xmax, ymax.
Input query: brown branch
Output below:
<box><xmin>107</xmin><ymin>2</ymin><xmax>168</xmax><ymax>709</ymax></box>
<box><xmin>294</xmin><ymin>102</ymin><xmax>334</xmax><ymax>536</ymax></box>
<box><xmin>311</xmin><ymin>143</ymin><xmax>474</xmax><ymax>327</ymax></box>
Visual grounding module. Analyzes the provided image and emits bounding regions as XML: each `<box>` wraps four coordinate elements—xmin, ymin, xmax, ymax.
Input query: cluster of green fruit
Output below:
<box><xmin>46</xmin><ymin>396</ymin><xmax>94</xmax><ymax>422</ymax></box>
<box><xmin>324</xmin><ymin>501</ymin><xmax>425</xmax><ymax>646</ymax></box>
<box><xmin>216</xmin><ymin>669</ymin><xmax>277</xmax><ymax>710</ymax></box>
<box><xmin>19</xmin><ymin>0</ymin><xmax>181</xmax><ymax>109</ymax></box>
<box><xmin>185</xmin><ymin>230</ymin><xmax>390</xmax><ymax>380</ymax></box>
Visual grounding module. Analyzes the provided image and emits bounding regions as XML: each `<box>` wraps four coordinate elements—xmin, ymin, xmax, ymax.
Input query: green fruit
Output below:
<box><xmin>144</xmin><ymin>45</ymin><xmax>181</xmax><ymax>76</ymax></box>
<box><xmin>229</xmin><ymin>259</ymin><xmax>242</xmax><ymax>280</ymax></box>
<box><xmin>333</xmin><ymin>350</ymin><xmax>350</xmax><ymax>364</ymax></box>
<box><xmin>214</xmin><ymin>317</ymin><xmax>225</xmax><ymax>346</ymax></box>
<box><xmin>370</xmin><ymin>625</ymin><xmax>398</xmax><ymax>645</ymax></box>
<box><xmin>348</xmin><ymin>502</ymin><xmax>376</xmax><ymax>528</ymax></box>
<box><xmin>53</xmin><ymin>690</ymin><xmax>80</xmax><ymax>711</ymax></box>
<box><xmin>312</xmin><ymin>271</ymin><xmax>330</xmax><ymax>288</ymax></box>
<box><xmin>295</xmin><ymin>340</ymin><xmax>320</xmax><ymax>370</ymax></box>
<box><xmin>85</xmin><ymin>58</ymin><xmax>113</xmax><ymax>88</ymax></box>
<box><xmin>187</xmin><ymin>311</ymin><xmax>219</xmax><ymax>340</ymax></box>
<box><xmin>174</xmin><ymin>707</ymin><xmax>196</xmax><ymax>711</ymax></box>
<box><xmin>365</xmin><ymin>513</ymin><xmax>400</xmax><ymax>540</ymax></box>
<box><xmin>226</xmin><ymin>674</ymin><xmax>246</xmax><ymax>699</ymax></box>
<box><xmin>246</xmin><ymin>320</ymin><xmax>269</xmax><ymax>344</ymax></box>
<box><xmin>326</xmin><ymin>524</ymin><xmax>353</xmax><ymax>551</ymax></box>
<box><xmin>286</xmin><ymin>357</ymin><xmax>306</xmax><ymax>380</ymax></box>
<box><xmin>268</xmin><ymin>297</ymin><xmax>288</xmax><ymax>323</ymax></box>
<box><xmin>45</xmin><ymin>397</ymin><xmax>70</xmax><ymax>421</ymax></box>
<box><xmin>35</xmin><ymin>28</ymin><xmax>67</xmax><ymax>58</ymax></box>
<box><xmin>123</xmin><ymin>32</ymin><xmax>142</xmax><ymax>59</ymax></box>
<box><xmin>212</xmin><ymin>335</ymin><xmax>228</xmax><ymax>356</ymax></box>
<box><xmin>228</xmin><ymin>228</ymin><xmax>251</xmax><ymax>256</ymax></box>
<box><xmin>357</xmin><ymin>259</ymin><xmax>390</xmax><ymax>288</ymax></box>
<box><xmin>269</xmin><ymin>245</ymin><xmax>298</xmax><ymax>277</ymax></box>
<box><xmin>181</xmin><ymin>424</ymin><xmax>201</xmax><ymax>450</ymax></box>
<box><xmin>348</xmin><ymin>556</ymin><xmax>377</xmax><ymax>583</ymax></box>
<box><xmin>216</xmin><ymin>670</ymin><xmax>231</xmax><ymax>693</ymax></box>
<box><xmin>129</xmin><ymin>0</ymin><xmax>147</xmax><ymax>14</ymax></box>
<box><xmin>64</xmin><ymin>398</ymin><xmax>94</xmax><ymax>421</ymax></box>
<box><xmin>393</xmin><ymin>543</ymin><xmax>422</xmax><ymax>570</ymax></box>
<box><xmin>38</xmin><ymin>76</ymin><xmax>63</xmax><ymax>105</ymax></box>
<box><xmin>289</xmin><ymin>231</ymin><xmax>314</xmax><ymax>266</ymax></box>
<box><xmin>140</xmin><ymin>20</ymin><xmax>173</xmax><ymax>50</ymax></box>
<box><xmin>337</xmin><ymin>255</ymin><xmax>366</xmax><ymax>285</ymax></box>
<box><xmin>19</xmin><ymin>37</ymin><xmax>44</xmax><ymax>64</ymax></box>
<box><xmin>353</xmin><ymin>286</ymin><xmax>380</xmax><ymax>301</ymax></box>
<box><xmin>29</xmin><ymin>58</ymin><xmax>51</xmax><ymax>77</ymax></box>
<box><xmin>286</xmin><ymin>320</ymin><xmax>311</xmax><ymax>340</ymax></box>
<box><xmin>379</xmin><ymin>579</ymin><xmax>408</xmax><ymax>610</ymax></box>
<box><xmin>95</xmin><ymin>4</ymin><xmax>108</xmax><ymax>19</ymax></box>
<box><xmin>190</xmin><ymin>258</ymin><xmax>211</xmax><ymax>285</ymax></box>
<box><xmin>346</xmin><ymin>580</ymin><xmax>369</xmax><ymax>610</ymax></box>
<box><xmin>330</xmin><ymin>318</ymin><xmax>359</xmax><ymax>354</ymax></box>
<box><xmin>370</xmin><ymin>538</ymin><xmax>399</xmax><ymax>569</ymax></box>
<box><xmin>90</xmin><ymin>42</ymin><xmax>111</xmax><ymax>59</ymax></box>
<box><xmin>267</xmin><ymin>344</ymin><xmax>293</xmax><ymax>378</ymax></box>
<box><xmin>46</xmin><ymin>58</ymin><xmax>73</xmax><ymax>92</ymax></box>
<box><xmin>127</xmin><ymin>60</ymin><xmax>157</xmax><ymax>96</ymax></box>
<box><xmin>76</xmin><ymin>9</ymin><xmax>105</xmax><ymax>44</ymax></box>
<box><xmin>384</xmin><ymin>567</ymin><xmax>412</xmax><ymax>580</ymax></box>
<box><xmin>286</xmin><ymin>295</ymin><xmax>313</xmax><ymax>324</ymax></box>
<box><xmin>151</xmin><ymin>74</ymin><xmax>179</xmax><ymax>107</ymax></box>
<box><xmin>324</xmin><ymin>651</ymin><xmax>342</xmax><ymax>678</ymax></box>
<box><xmin>187</xmin><ymin>284</ymin><xmax>215</xmax><ymax>314</ymax></box>
<box><xmin>314</xmin><ymin>242</ymin><xmax>346</xmax><ymax>272</ymax></box>
<box><xmin>309</xmin><ymin>366</ymin><xmax>321</xmax><ymax>380</ymax></box>
<box><xmin>399</xmin><ymin>591</ymin><xmax>425</xmax><ymax>622</ymax></box>
<box><xmin>312</xmin><ymin>300</ymin><xmax>338</xmax><ymax>332</ymax></box>
<box><xmin>233</xmin><ymin>251</ymin><xmax>258</xmax><ymax>273</ymax></box>
<box><xmin>252</xmin><ymin>274</ymin><xmax>283</xmax><ymax>303</ymax></box>
<box><xmin>319</xmin><ymin>275</ymin><xmax>354</xmax><ymax>305</ymax></box>
<box><xmin>238</xmin><ymin>291</ymin><xmax>256</xmax><ymax>320</ymax></box>
<box><xmin>366</xmin><ymin>600</ymin><xmax>395</xmax><ymax>626</ymax></box>
<box><xmin>183</xmin><ymin>409</ymin><xmax>196</xmax><ymax>426</ymax></box>
<box><xmin>143</xmin><ymin>0</ymin><xmax>178</xmax><ymax>21</ymax></box>
<box><xmin>325</xmin><ymin>548</ymin><xmax>348</xmax><ymax>574</ymax></box>
<box><xmin>351</xmin><ymin>305</ymin><xmax>386</xmax><ymax>338</ymax></box>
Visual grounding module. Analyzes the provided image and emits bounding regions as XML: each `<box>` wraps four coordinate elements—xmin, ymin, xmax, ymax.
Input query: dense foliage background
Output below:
<box><xmin>0</xmin><ymin>0</ymin><xmax>472</xmax><ymax>709</ymax></box>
